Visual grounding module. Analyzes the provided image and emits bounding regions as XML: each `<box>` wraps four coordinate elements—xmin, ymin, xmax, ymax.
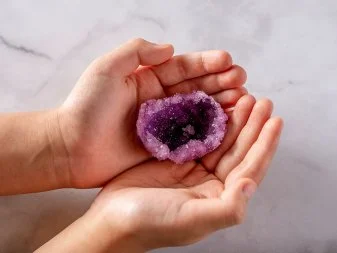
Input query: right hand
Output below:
<box><xmin>85</xmin><ymin>96</ymin><xmax>283</xmax><ymax>250</ymax></box>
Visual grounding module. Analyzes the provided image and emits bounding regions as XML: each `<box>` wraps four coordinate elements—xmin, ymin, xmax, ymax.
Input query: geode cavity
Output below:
<box><xmin>136</xmin><ymin>91</ymin><xmax>228</xmax><ymax>164</ymax></box>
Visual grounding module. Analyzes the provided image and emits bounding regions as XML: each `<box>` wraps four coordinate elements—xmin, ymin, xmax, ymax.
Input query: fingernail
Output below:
<box><xmin>156</xmin><ymin>43</ymin><xmax>173</xmax><ymax>49</ymax></box>
<box><xmin>242</xmin><ymin>183</ymin><xmax>256</xmax><ymax>199</ymax></box>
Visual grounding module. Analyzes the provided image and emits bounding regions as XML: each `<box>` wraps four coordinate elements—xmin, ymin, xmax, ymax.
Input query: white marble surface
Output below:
<box><xmin>1</xmin><ymin>0</ymin><xmax>337</xmax><ymax>252</ymax></box>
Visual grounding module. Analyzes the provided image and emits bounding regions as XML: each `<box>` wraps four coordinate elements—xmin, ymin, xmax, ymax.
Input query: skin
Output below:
<box><xmin>57</xmin><ymin>39</ymin><xmax>252</xmax><ymax>188</ymax></box>
<box><xmin>0</xmin><ymin>38</ymin><xmax>283</xmax><ymax>252</ymax></box>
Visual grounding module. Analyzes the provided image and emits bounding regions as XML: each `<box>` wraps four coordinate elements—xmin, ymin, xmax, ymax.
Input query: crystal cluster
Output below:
<box><xmin>136</xmin><ymin>91</ymin><xmax>228</xmax><ymax>164</ymax></box>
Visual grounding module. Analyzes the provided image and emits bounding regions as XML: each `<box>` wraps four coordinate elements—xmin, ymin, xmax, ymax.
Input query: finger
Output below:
<box><xmin>215</xmin><ymin>99</ymin><xmax>273</xmax><ymax>181</ymax></box>
<box><xmin>225</xmin><ymin>117</ymin><xmax>284</xmax><ymax>187</ymax></box>
<box><xmin>165</xmin><ymin>65</ymin><xmax>247</xmax><ymax>96</ymax></box>
<box><xmin>212</xmin><ymin>87</ymin><xmax>248</xmax><ymax>108</ymax></box>
<box><xmin>202</xmin><ymin>95</ymin><xmax>256</xmax><ymax>170</ymax></box>
<box><xmin>180</xmin><ymin>178</ymin><xmax>256</xmax><ymax>236</ymax></box>
<box><xmin>92</xmin><ymin>38</ymin><xmax>174</xmax><ymax>77</ymax></box>
<box><xmin>152</xmin><ymin>50</ymin><xmax>233</xmax><ymax>86</ymax></box>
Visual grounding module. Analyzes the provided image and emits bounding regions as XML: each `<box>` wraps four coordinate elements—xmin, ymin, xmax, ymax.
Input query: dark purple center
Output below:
<box><xmin>145</xmin><ymin>98</ymin><xmax>216</xmax><ymax>151</ymax></box>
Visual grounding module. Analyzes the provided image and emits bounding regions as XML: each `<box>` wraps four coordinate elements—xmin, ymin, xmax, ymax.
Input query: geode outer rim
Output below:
<box><xmin>136</xmin><ymin>91</ymin><xmax>228</xmax><ymax>164</ymax></box>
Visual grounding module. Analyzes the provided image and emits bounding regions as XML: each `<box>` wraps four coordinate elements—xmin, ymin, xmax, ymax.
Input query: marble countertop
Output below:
<box><xmin>1</xmin><ymin>0</ymin><xmax>337</xmax><ymax>252</ymax></box>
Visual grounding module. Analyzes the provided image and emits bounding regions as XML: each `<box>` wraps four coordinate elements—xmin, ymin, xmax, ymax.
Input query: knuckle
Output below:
<box><xmin>177</xmin><ymin>58</ymin><xmax>188</xmax><ymax>79</ymax></box>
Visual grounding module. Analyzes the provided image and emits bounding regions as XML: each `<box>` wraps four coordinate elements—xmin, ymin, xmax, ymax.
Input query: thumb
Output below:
<box><xmin>219</xmin><ymin>178</ymin><xmax>257</xmax><ymax>227</ymax></box>
<box><xmin>179</xmin><ymin>178</ymin><xmax>257</xmax><ymax>241</ymax></box>
<box><xmin>93</xmin><ymin>38</ymin><xmax>174</xmax><ymax>77</ymax></box>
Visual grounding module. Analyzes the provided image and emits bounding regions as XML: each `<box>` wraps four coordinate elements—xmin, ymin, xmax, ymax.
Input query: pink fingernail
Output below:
<box><xmin>242</xmin><ymin>183</ymin><xmax>256</xmax><ymax>199</ymax></box>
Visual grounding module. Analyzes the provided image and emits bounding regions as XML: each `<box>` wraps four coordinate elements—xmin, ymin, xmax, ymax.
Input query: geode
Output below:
<box><xmin>136</xmin><ymin>91</ymin><xmax>228</xmax><ymax>164</ymax></box>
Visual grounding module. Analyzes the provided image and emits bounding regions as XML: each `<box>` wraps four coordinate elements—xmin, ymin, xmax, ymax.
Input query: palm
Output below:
<box><xmin>94</xmin><ymin>160</ymin><xmax>223</xmax><ymax>246</ymax></box>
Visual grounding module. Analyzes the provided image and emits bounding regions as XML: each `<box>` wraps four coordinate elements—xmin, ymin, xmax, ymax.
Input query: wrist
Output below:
<box><xmin>0</xmin><ymin>110</ymin><xmax>71</xmax><ymax>195</ymax></box>
<box><xmin>44</xmin><ymin>109</ymin><xmax>72</xmax><ymax>189</ymax></box>
<box><xmin>35</xmin><ymin>208</ymin><xmax>146</xmax><ymax>253</ymax></box>
<box><xmin>83</xmin><ymin>207</ymin><xmax>148</xmax><ymax>253</ymax></box>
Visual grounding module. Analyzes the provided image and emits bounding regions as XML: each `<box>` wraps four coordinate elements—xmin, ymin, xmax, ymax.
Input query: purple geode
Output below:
<box><xmin>136</xmin><ymin>91</ymin><xmax>228</xmax><ymax>164</ymax></box>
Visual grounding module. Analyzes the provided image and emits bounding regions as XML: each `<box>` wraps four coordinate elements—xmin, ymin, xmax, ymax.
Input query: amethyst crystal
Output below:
<box><xmin>137</xmin><ymin>91</ymin><xmax>228</xmax><ymax>164</ymax></box>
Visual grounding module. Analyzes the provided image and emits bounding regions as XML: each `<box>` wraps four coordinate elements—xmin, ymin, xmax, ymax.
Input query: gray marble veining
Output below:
<box><xmin>1</xmin><ymin>0</ymin><xmax>337</xmax><ymax>252</ymax></box>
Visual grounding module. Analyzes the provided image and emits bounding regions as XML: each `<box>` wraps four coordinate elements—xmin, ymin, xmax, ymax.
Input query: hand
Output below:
<box><xmin>56</xmin><ymin>38</ymin><xmax>248</xmax><ymax>188</ymax></box>
<box><xmin>86</xmin><ymin>96</ymin><xmax>283</xmax><ymax>250</ymax></box>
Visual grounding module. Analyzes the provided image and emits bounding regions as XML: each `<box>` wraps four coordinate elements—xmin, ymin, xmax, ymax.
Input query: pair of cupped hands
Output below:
<box><xmin>48</xmin><ymin>39</ymin><xmax>283</xmax><ymax>251</ymax></box>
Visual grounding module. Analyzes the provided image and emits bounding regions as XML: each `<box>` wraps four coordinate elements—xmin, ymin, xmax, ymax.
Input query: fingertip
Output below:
<box><xmin>163</xmin><ymin>43</ymin><xmax>174</xmax><ymax>52</ymax></box>
<box><xmin>272</xmin><ymin>116</ymin><xmax>284</xmax><ymax>129</ymax></box>
<box><xmin>128</xmin><ymin>38</ymin><xmax>174</xmax><ymax>59</ymax></box>
<box><xmin>236</xmin><ymin>65</ymin><xmax>247</xmax><ymax>84</ymax></box>
<box><xmin>217</xmin><ymin>50</ymin><xmax>233</xmax><ymax>69</ymax></box>
<box><xmin>144</xmin><ymin>42</ymin><xmax>174</xmax><ymax>65</ymax></box>
<box><xmin>201</xmin><ymin>50</ymin><xmax>233</xmax><ymax>73</ymax></box>
<box><xmin>265</xmin><ymin>117</ymin><xmax>284</xmax><ymax>135</ymax></box>
<box><xmin>253</xmin><ymin>98</ymin><xmax>274</xmax><ymax>118</ymax></box>
<box><xmin>267</xmin><ymin>117</ymin><xmax>284</xmax><ymax>144</ymax></box>
<box><xmin>238</xmin><ymin>94</ymin><xmax>256</xmax><ymax>106</ymax></box>
<box><xmin>165</xmin><ymin>44</ymin><xmax>175</xmax><ymax>59</ymax></box>
<box><xmin>127</xmin><ymin>37</ymin><xmax>146</xmax><ymax>45</ymax></box>
<box><xmin>155</xmin><ymin>43</ymin><xmax>174</xmax><ymax>56</ymax></box>
<box><xmin>212</xmin><ymin>87</ymin><xmax>249</xmax><ymax>108</ymax></box>
<box><xmin>258</xmin><ymin>98</ymin><xmax>274</xmax><ymax>109</ymax></box>
<box><xmin>218</xmin><ymin>65</ymin><xmax>247</xmax><ymax>88</ymax></box>
<box><xmin>230</xmin><ymin>94</ymin><xmax>256</xmax><ymax>114</ymax></box>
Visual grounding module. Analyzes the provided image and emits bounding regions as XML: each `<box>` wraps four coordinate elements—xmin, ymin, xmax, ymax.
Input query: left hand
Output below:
<box><xmin>56</xmin><ymin>38</ymin><xmax>248</xmax><ymax>188</ymax></box>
